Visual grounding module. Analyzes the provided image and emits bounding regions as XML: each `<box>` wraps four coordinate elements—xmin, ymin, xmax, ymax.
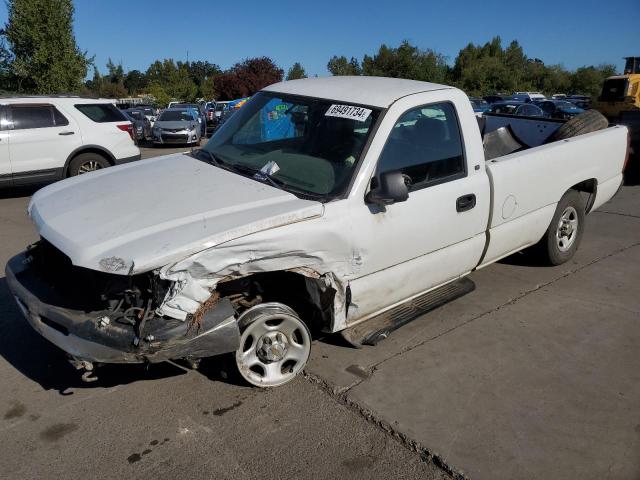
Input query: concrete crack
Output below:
<box><xmin>302</xmin><ymin>370</ymin><xmax>465</xmax><ymax>480</ymax></box>
<box><xmin>595</xmin><ymin>210</ymin><xmax>640</xmax><ymax>219</ymax></box>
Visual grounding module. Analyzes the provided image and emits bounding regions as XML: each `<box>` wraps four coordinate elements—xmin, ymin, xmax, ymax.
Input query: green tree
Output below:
<box><xmin>286</xmin><ymin>62</ymin><xmax>307</xmax><ymax>80</ymax></box>
<box><xmin>3</xmin><ymin>0</ymin><xmax>91</xmax><ymax>93</ymax></box>
<box><xmin>124</xmin><ymin>69</ymin><xmax>147</xmax><ymax>95</ymax></box>
<box><xmin>570</xmin><ymin>64</ymin><xmax>616</xmax><ymax>96</ymax></box>
<box><xmin>327</xmin><ymin>55</ymin><xmax>361</xmax><ymax>76</ymax></box>
<box><xmin>361</xmin><ymin>41</ymin><xmax>448</xmax><ymax>84</ymax></box>
<box><xmin>147</xmin><ymin>82</ymin><xmax>171</xmax><ymax>108</ymax></box>
<box><xmin>187</xmin><ymin>60</ymin><xmax>221</xmax><ymax>97</ymax></box>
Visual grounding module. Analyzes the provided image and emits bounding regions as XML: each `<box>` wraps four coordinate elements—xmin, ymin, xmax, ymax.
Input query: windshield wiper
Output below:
<box><xmin>193</xmin><ymin>148</ymin><xmax>224</xmax><ymax>167</ymax></box>
<box><xmin>229</xmin><ymin>163</ymin><xmax>284</xmax><ymax>190</ymax></box>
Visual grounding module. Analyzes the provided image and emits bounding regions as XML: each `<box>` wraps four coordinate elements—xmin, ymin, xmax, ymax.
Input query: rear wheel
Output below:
<box><xmin>533</xmin><ymin>190</ymin><xmax>585</xmax><ymax>265</ymax></box>
<box><xmin>68</xmin><ymin>152</ymin><xmax>110</xmax><ymax>176</ymax></box>
<box><xmin>235</xmin><ymin>303</ymin><xmax>311</xmax><ymax>388</ymax></box>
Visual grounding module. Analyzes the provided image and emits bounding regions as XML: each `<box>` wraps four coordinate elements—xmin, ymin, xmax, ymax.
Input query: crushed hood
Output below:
<box><xmin>29</xmin><ymin>153</ymin><xmax>323</xmax><ymax>274</ymax></box>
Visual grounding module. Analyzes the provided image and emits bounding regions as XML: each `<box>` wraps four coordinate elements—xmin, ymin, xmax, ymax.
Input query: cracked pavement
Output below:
<box><xmin>0</xmin><ymin>156</ymin><xmax>639</xmax><ymax>479</ymax></box>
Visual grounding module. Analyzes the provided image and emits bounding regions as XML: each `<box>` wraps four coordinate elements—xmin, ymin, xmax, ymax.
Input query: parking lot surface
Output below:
<box><xmin>0</xmin><ymin>148</ymin><xmax>638</xmax><ymax>480</ymax></box>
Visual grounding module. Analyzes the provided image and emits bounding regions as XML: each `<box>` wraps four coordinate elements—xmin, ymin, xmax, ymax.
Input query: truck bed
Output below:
<box><xmin>478</xmin><ymin>123</ymin><xmax>627</xmax><ymax>266</ymax></box>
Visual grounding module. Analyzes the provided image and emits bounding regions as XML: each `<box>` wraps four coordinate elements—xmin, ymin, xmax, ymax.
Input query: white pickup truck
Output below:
<box><xmin>6</xmin><ymin>77</ymin><xmax>628</xmax><ymax>387</ymax></box>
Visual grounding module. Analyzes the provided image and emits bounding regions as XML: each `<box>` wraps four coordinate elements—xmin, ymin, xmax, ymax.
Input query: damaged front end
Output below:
<box><xmin>5</xmin><ymin>240</ymin><xmax>240</xmax><ymax>367</ymax></box>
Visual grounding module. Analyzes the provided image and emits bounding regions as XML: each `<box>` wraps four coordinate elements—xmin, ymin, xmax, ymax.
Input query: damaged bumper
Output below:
<box><xmin>5</xmin><ymin>253</ymin><xmax>240</xmax><ymax>364</ymax></box>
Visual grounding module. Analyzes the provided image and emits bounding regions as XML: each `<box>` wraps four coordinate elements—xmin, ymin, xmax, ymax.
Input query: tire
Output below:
<box><xmin>533</xmin><ymin>190</ymin><xmax>585</xmax><ymax>265</ymax></box>
<box><xmin>68</xmin><ymin>152</ymin><xmax>110</xmax><ymax>177</ymax></box>
<box><xmin>548</xmin><ymin>110</ymin><xmax>608</xmax><ymax>143</ymax></box>
<box><xmin>235</xmin><ymin>302</ymin><xmax>311</xmax><ymax>388</ymax></box>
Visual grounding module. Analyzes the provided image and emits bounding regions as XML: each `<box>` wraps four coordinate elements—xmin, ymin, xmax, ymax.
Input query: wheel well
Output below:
<box><xmin>570</xmin><ymin>178</ymin><xmax>597</xmax><ymax>213</ymax></box>
<box><xmin>65</xmin><ymin>148</ymin><xmax>115</xmax><ymax>176</ymax></box>
<box><xmin>216</xmin><ymin>271</ymin><xmax>335</xmax><ymax>335</ymax></box>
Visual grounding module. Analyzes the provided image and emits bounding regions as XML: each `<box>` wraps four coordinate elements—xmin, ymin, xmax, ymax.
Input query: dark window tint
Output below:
<box><xmin>10</xmin><ymin>105</ymin><xmax>54</xmax><ymax>130</ymax></box>
<box><xmin>52</xmin><ymin>107</ymin><xmax>69</xmax><ymax>126</ymax></box>
<box><xmin>376</xmin><ymin>103</ymin><xmax>465</xmax><ymax>190</ymax></box>
<box><xmin>75</xmin><ymin>103</ymin><xmax>127</xmax><ymax>122</ymax></box>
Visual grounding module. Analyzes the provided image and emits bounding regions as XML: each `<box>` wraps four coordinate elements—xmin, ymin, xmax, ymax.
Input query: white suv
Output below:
<box><xmin>0</xmin><ymin>97</ymin><xmax>140</xmax><ymax>187</ymax></box>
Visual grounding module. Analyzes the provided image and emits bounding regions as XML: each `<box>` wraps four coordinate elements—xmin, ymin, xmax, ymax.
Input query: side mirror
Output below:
<box><xmin>365</xmin><ymin>171</ymin><xmax>409</xmax><ymax>206</ymax></box>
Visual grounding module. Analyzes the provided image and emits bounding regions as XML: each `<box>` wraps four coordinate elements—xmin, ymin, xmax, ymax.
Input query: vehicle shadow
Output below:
<box><xmin>0</xmin><ymin>276</ymin><xmax>186</xmax><ymax>395</ymax></box>
<box><xmin>0</xmin><ymin>185</ymin><xmax>41</xmax><ymax>200</ymax></box>
<box><xmin>497</xmin><ymin>249</ymin><xmax>549</xmax><ymax>267</ymax></box>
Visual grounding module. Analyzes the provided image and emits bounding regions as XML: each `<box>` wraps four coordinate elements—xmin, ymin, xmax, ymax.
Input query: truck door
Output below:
<box><xmin>346</xmin><ymin>100</ymin><xmax>490</xmax><ymax>323</ymax></box>
<box><xmin>0</xmin><ymin>106</ymin><xmax>10</xmax><ymax>186</ymax></box>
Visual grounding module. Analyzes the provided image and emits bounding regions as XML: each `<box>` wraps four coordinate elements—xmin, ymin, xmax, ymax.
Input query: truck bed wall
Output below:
<box><xmin>482</xmin><ymin>113</ymin><xmax>564</xmax><ymax>147</ymax></box>
<box><xmin>479</xmin><ymin>126</ymin><xmax>627</xmax><ymax>266</ymax></box>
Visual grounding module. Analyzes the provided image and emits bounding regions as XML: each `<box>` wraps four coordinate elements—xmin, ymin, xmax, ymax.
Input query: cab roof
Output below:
<box><xmin>263</xmin><ymin>76</ymin><xmax>452</xmax><ymax>109</ymax></box>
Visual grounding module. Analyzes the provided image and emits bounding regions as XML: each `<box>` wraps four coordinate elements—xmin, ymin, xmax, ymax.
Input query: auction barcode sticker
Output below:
<box><xmin>325</xmin><ymin>104</ymin><xmax>372</xmax><ymax>122</ymax></box>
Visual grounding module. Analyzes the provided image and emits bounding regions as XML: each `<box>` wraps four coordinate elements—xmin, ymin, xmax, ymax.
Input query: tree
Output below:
<box><xmin>85</xmin><ymin>66</ymin><xmax>102</xmax><ymax>95</ymax></box>
<box><xmin>286</xmin><ymin>62</ymin><xmax>307</xmax><ymax>80</ymax></box>
<box><xmin>216</xmin><ymin>57</ymin><xmax>283</xmax><ymax>100</ymax></box>
<box><xmin>124</xmin><ymin>69</ymin><xmax>147</xmax><ymax>95</ymax></box>
<box><xmin>327</xmin><ymin>55</ymin><xmax>361</xmax><ymax>76</ymax></box>
<box><xmin>144</xmin><ymin>59</ymin><xmax>198</xmax><ymax>101</ymax></box>
<box><xmin>146</xmin><ymin>82</ymin><xmax>171</xmax><ymax>108</ymax></box>
<box><xmin>187</xmin><ymin>60</ymin><xmax>221</xmax><ymax>97</ymax></box>
<box><xmin>361</xmin><ymin>41</ymin><xmax>448</xmax><ymax>84</ymax></box>
<box><xmin>3</xmin><ymin>0</ymin><xmax>91</xmax><ymax>93</ymax></box>
<box><xmin>570</xmin><ymin>64</ymin><xmax>616</xmax><ymax>96</ymax></box>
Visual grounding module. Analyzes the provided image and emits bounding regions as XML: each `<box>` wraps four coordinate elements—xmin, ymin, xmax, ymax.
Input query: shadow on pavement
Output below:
<box><xmin>0</xmin><ymin>185</ymin><xmax>42</xmax><ymax>200</ymax></box>
<box><xmin>497</xmin><ymin>249</ymin><xmax>549</xmax><ymax>267</ymax></box>
<box><xmin>0</xmin><ymin>276</ymin><xmax>186</xmax><ymax>395</ymax></box>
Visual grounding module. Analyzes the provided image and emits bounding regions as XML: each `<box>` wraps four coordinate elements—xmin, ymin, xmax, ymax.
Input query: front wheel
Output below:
<box><xmin>235</xmin><ymin>303</ymin><xmax>311</xmax><ymax>388</ymax></box>
<box><xmin>68</xmin><ymin>153</ymin><xmax>110</xmax><ymax>176</ymax></box>
<box><xmin>533</xmin><ymin>190</ymin><xmax>585</xmax><ymax>265</ymax></box>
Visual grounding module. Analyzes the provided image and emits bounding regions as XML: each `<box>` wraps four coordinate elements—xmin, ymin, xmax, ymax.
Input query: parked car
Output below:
<box><xmin>204</xmin><ymin>102</ymin><xmax>219</xmax><ymax>135</ymax></box>
<box><xmin>5</xmin><ymin>77</ymin><xmax>626</xmax><ymax>389</ymax></box>
<box><xmin>470</xmin><ymin>97</ymin><xmax>490</xmax><ymax>114</ymax></box>
<box><xmin>122</xmin><ymin>109</ymin><xmax>152</xmax><ymax>143</ymax></box>
<box><xmin>483</xmin><ymin>95</ymin><xmax>504</xmax><ymax>104</ymax></box>
<box><xmin>489</xmin><ymin>101</ymin><xmax>544</xmax><ymax>117</ymax></box>
<box><xmin>514</xmin><ymin>91</ymin><xmax>546</xmax><ymax>102</ymax></box>
<box><xmin>0</xmin><ymin>97</ymin><xmax>140</xmax><ymax>186</ymax></box>
<box><xmin>170</xmin><ymin>103</ymin><xmax>207</xmax><ymax>136</ymax></box>
<box><xmin>151</xmin><ymin>108</ymin><xmax>201</xmax><ymax>145</ymax></box>
<box><xmin>135</xmin><ymin>105</ymin><xmax>157</xmax><ymax>125</ymax></box>
<box><xmin>566</xmin><ymin>95</ymin><xmax>591</xmax><ymax>110</ymax></box>
<box><xmin>535</xmin><ymin>100</ymin><xmax>584</xmax><ymax>119</ymax></box>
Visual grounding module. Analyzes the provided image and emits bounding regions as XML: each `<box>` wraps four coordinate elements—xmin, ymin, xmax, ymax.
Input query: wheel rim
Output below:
<box><xmin>236</xmin><ymin>306</ymin><xmax>311</xmax><ymax>387</ymax></box>
<box><xmin>77</xmin><ymin>160</ymin><xmax>102</xmax><ymax>174</ymax></box>
<box><xmin>556</xmin><ymin>206</ymin><xmax>578</xmax><ymax>252</ymax></box>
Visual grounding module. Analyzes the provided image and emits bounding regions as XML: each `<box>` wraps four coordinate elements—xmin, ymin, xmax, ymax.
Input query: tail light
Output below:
<box><xmin>208</xmin><ymin>111</ymin><xmax>214</xmax><ymax>120</ymax></box>
<box><xmin>117</xmin><ymin>123</ymin><xmax>134</xmax><ymax>140</ymax></box>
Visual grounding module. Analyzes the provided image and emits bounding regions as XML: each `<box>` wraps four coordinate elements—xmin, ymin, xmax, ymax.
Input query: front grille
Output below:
<box><xmin>161</xmin><ymin>134</ymin><xmax>188</xmax><ymax>142</ymax></box>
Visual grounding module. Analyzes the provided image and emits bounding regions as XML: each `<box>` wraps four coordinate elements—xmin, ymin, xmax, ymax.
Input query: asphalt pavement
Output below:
<box><xmin>0</xmin><ymin>149</ymin><xmax>638</xmax><ymax>480</ymax></box>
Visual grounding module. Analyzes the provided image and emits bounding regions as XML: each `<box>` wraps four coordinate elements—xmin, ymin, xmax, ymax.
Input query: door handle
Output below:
<box><xmin>58</xmin><ymin>131</ymin><xmax>75</xmax><ymax>136</ymax></box>
<box><xmin>456</xmin><ymin>194</ymin><xmax>476</xmax><ymax>212</ymax></box>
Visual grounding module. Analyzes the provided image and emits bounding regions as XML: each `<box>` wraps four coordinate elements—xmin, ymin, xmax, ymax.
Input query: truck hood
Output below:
<box><xmin>28</xmin><ymin>153</ymin><xmax>324</xmax><ymax>274</ymax></box>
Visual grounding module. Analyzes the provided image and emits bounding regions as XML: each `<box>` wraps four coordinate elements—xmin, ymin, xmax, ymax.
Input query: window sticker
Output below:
<box><xmin>325</xmin><ymin>104</ymin><xmax>372</xmax><ymax>122</ymax></box>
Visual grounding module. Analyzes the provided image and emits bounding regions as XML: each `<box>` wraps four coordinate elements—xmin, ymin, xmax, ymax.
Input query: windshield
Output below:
<box><xmin>158</xmin><ymin>110</ymin><xmax>195</xmax><ymax>122</ymax></box>
<box><xmin>203</xmin><ymin>92</ymin><xmax>381</xmax><ymax>200</ymax></box>
<box><xmin>215</xmin><ymin>103</ymin><xmax>226</xmax><ymax>111</ymax></box>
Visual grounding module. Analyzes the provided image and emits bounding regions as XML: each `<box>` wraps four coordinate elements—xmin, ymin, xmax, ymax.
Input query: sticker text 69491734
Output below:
<box><xmin>325</xmin><ymin>104</ymin><xmax>372</xmax><ymax>122</ymax></box>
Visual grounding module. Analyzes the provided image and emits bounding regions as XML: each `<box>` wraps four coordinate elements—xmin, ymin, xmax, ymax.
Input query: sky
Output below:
<box><xmin>1</xmin><ymin>0</ymin><xmax>639</xmax><ymax>77</ymax></box>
